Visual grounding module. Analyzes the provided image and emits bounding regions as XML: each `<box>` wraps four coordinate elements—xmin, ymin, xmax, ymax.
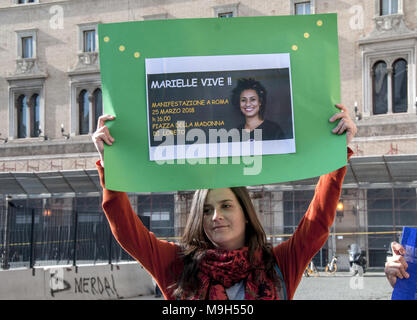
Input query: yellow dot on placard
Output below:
<box><xmin>134</xmin><ymin>52</ymin><xmax>140</xmax><ymax>58</ymax></box>
<box><xmin>103</xmin><ymin>36</ymin><xmax>110</xmax><ymax>42</ymax></box>
<box><xmin>119</xmin><ymin>45</ymin><xmax>125</xmax><ymax>52</ymax></box>
<box><xmin>304</xmin><ymin>32</ymin><xmax>310</xmax><ymax>38</ymax></box>
<box><xmin>292</xmin><ymin>45</ymin><xmax>298</xmax><ymax>51</ymax></box>
<box><xmin>317</xmin><ymin>20</ymin><xmax>323</xmax><ymax>26</ymax></box>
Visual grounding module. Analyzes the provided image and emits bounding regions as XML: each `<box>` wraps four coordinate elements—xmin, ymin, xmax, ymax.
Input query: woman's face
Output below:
<box><xmin>202</xmin><ymin>188</ymin><xmax>247</xmax><ymax>250</ymax></box>
<box><xmin>239</xmin><ymin>89</ymin><xmax>261</xmax><ymax>119</ymax></box>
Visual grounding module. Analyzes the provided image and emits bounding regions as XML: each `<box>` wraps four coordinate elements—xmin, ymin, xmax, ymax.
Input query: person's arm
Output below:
<box><xmin>96</xmin><ymin>161</ymin><xmax>182</xmax><ymax>297</ymax></box>
<box><xmin>385</xmin><ymin>241</ymin><xmax>409</xmax><ymax>288</ymax></box>
<box><xmin>92</xmin><ymin>115</ymin><xmax>182</xmax><ymax>298</ymax></box>
<box><xmin>274</xmin><ymin>148</ymin><xmax>352</xmax><ymax>299</ymax></box>
<box><xmin>274</xmin><ymin>104</ymin><xmax>357</xmax><ymax>300</ymax></box>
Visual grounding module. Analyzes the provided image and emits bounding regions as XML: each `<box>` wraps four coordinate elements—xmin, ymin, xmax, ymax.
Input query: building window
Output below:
<box><xmin>295</xmin><ymin>1</ymin><xmax>311</xmax><ymax>15</ymax></box>
<box><xmin>15</xmin><ymin>93</ymin><xmax>41</xmax><ymax>138</ymax></box>
<box><xmin>93</xmin><ymin>88</ymin><xmax>102</xmax><ymax>132</ymax></box>
<box><xmin>380</xmin><ymin>0</ymin><xmax>398</xmax><ymax>15</ymax></box>
<box><xmin>283</xmin><ymin>190</ymin><xmax>314</xmax><ymax>234</ymax></box>
<box><xmin>83</xmin><ymin>30</ymin><xmax>96</xmax><ymax>53</ymax></box>
<box><xmin>16</xmin><ymin>0</ymin><xmax>36</xmax><ymax>4</ymax></box>
<box><xmin>291</xmin><ymin>0</ymin><xmax>315</xmax><ymax>15</ymax></box>
<box><xmin>213</xmin><ymin>4</ymin><xmax>239</xmax><ymax>18</ymax></box>
<box><xmin>218</xmin><ymin>12</ymin><xmax>234</xmax><ymax>18</ymax></box>
<box><xmin>392</xmin><ymin>59</ymin><xmax>407</xmax><ymax>113</ymax></box>
<box><xmin>78</xmin><ymin>24</ymin><xmax>98</xmax><ymax>53</ymax></box>
<box><xmin>21</xmin><ymin>36</ymin><xmax>33</xmax><ymax>58</ymax></box>
<box><xmin>30</xmin><ymin>94</ymin><xmax>41</xmax><ymax>137</ymax></box>
<box><xmin>16</xmin><ymin>95</ymin><xmax>28</xmax><ymax>138</ymax></box>
<box><xmin>71</xmin><ymin>86</ymin><xmax>102</xmax><ymax>136</ymax></box>
<box><xmin>16</xmin><ymin>30</ymin><xmax>37</xmax><ymax>59</ymax></box>
<box><xmin>79</xmin><ymin>90</ymin><xmax>90</xmax><ymax>135</ymax></box>
<box><xmin>372</xmin><ymin>61</ymin><xmax>388</xmax><ymax>115</ymax></box>
<box><xmin>371</xmin><ymin>58</ymin><xmax>409</xmax><ymax>115</ymax></box>
<box><xmin>137</xmin><ymin>194</ymin><xmax>175</xmax><ymax>238</ymax></box>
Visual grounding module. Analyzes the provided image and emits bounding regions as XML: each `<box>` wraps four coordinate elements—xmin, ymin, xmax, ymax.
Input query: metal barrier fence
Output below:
<box><xmin>0</xmin><ymin>203</ymin><xmax>411</xmax><ymax>270</ymax></box>
<box><xmin>0</xmin><ymin>205</ymin><xmax>134</xmax><ymax>270</ymax></box>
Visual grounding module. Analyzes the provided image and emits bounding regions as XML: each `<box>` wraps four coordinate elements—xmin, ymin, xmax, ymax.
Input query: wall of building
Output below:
<box><xmin>0</xmin><ymin>261</ymin><xmax>154</xmax><ymax>299</ymax></box>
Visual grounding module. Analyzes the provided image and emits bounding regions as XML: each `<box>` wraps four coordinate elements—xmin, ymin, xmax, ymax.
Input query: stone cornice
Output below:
<box><xmin>359</xmin><ymin>13</ymin><xmax>417</xmax><ymax>46</ymax></box>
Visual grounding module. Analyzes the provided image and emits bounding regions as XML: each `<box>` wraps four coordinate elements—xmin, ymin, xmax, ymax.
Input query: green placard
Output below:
<box><xmin>98</xmin><ymin>14</ymin><xmax>346</xmax><ymax>192</ymax></box>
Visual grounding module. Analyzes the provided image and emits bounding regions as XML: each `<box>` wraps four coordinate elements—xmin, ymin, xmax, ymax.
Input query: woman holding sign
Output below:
<box><xmin>92</xmin><ymin>104</ymin><xmax>356</xmax><ymax>300</ymax></box>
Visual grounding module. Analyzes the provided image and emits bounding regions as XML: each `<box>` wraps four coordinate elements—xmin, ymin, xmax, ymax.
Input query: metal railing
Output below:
<box><xmin>0</xmin><ymin>205</ymin><xmax>133</xmax><ymax>270</ymax></box>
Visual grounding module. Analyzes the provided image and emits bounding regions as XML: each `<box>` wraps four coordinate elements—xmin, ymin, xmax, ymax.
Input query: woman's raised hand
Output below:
<box><xmin>329</xmin><ymin>104</ymin><xmax>357</xmax><ymax>146</ymax></box>
<box><xmin>385</xmin><ymin>241</ymin><xmax>409</xmax><ymax>288</ymax></box>
<box><xmin>92</xmin><ymin>114</ymin><xmax>116</xmax><ymax>167</ymax></box>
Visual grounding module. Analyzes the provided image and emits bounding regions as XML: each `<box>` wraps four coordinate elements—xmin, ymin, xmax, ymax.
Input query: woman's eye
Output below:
<box><xmin>223</xmin><ymin>204</ymin><xmax>232</xmax><ymax>209</ymax></box>
<box><xmin>203</xmin><ymin>208</ymin><xmax>212</xmax><ymax>215</ymax></box>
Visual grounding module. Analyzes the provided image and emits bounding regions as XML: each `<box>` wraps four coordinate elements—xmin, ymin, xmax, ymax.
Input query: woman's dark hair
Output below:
<box><xmin>231</xmin><ymin>78</ymin><xmax>267</xmax><ymax>120</ymax></box>
<box><xmin>171</xmin><ymin>187</ymin><xmax>279</xmax><ymax>299</ymax></box>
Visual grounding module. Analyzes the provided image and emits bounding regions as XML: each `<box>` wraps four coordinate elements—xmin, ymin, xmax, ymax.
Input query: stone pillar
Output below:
<box><xmin>88</xmin><ymin>91</ymin><xmax>94</xmax><ymax>134</ymax></box>
<box><xmin>387</xmin><ymin>67</ymin><xmax>393</xmax><ymax>114</ymax></box>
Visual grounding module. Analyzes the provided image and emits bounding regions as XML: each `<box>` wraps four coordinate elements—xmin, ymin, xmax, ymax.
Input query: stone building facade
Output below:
<box><xmin>0</xmin><ymin>0</ymin><xmax>416</xmax><ymax>269</ymax></box>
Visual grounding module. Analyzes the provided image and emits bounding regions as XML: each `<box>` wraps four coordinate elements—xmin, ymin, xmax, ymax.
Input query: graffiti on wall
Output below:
<box><xmin>49</xmin><ymin>268</ymin><xmax>119</xmax><ymax>298</ymax></box>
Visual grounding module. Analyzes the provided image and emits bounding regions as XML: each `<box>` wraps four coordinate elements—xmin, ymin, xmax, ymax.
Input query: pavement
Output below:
<box><xmin>126</xmin><ymin>271</ymin><xmax>394</xmax><ymax>300</ymax></box>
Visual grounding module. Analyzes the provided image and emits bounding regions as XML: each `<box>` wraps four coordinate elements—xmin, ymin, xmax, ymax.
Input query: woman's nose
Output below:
<box><xmin>212</xmin><ymin>209</ymin><xmax>223</xmax><ymax>221</ymax></box>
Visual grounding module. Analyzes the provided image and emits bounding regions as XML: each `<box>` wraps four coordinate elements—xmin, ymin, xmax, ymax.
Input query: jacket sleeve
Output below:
<box><xmin>273</xmin><ymin>147</ymin><xmax>353</xmax><ymax>300</ymax></box>
<box><xmin>96</xmin><ymin>161</ymin><xmax>182</xmax><ymax>297</ymax></box>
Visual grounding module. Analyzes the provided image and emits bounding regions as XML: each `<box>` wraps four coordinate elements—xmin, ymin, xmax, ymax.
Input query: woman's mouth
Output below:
<box><xmin>213</xmin><ymin>225</ymin><xmax>228</xmax><ymax>231</ymax></box>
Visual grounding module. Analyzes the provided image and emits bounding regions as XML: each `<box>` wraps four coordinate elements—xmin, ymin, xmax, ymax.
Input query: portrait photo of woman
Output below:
<box><xmin>231</xmin><ymin>78</ymin><xmax>286</xmax><ymax>141</ymax></box>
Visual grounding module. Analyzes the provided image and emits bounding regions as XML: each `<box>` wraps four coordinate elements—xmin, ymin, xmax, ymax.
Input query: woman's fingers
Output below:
<box><xmin>332</xmin><ymin>118</ymin><xmax>344</xmax><ymax>133</ymax></box>
<box><xmin>329</xmin><ymin>111</ymin><xmax>345</xmax><ymax>124</ymax></box>
<box><xmin>386</xmin><ymin>256</ymin><xmax>409</xmax><ymax>277</ymax></box>
<box><xmin>93</xmin><ymin>126</ymin><xmax>114</xmax><ymax>145</ymax></box>
<box><xmin>96</xmin><ymin>130</ymin><xmax>113</xmax><ymax>146</ymax></box>
<box><xmin>391</xmin><ymin>241</ymin><xmax>406</xmax><ymax>256</ymax></box>
<box><xmin>97</xmin><ymin>114</ymin><xmax>116</xmax><ymax>130</ymax></box>
<box><xmin>329</xmin><ymin>104</ymin><xmax>357</xmax><ymax>145</ymax></box>
<box><xmin>335</xmin><ymin>103</ymin><xmax>348</xmax><ymax>112</ymax></box>
<box><xmin>385</xmin><ymin>248</ymin><xmax>410</xmax><ymax>287</ymax></box>
<box><xmin>92</xmin><ymin>116</ymin><xmax>116</xmax><ymax>166</ymax></box>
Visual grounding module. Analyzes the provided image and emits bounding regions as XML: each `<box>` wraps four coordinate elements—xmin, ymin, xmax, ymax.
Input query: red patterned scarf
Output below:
<box><xmin>189</xmin><ymin>247</ymin><xmax>282</xmax><ymax>300</ymax></box>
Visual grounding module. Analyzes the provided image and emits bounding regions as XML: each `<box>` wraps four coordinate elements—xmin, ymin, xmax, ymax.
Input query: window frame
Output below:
<box><xmin>92</xmin><ymin>88</ymin><xmax>102</xmax><ymax>132</ymax></box>
<box><xmin>83</xmin><ymin>30</ymin><xmax>96</xmax><ymax>53</ymax></box>
<box><xmin>78</xmin><ymin>23</ymin><xmax>98</xmax><ymax>53</ymax></box>
<box><xmin>13</xmin><ymin>0</ymin><xmax>38</xmax><ymax>5</ymax></box>
<box><xmin>392</xmin><ymin>58</ymin><xmax>408</xmax><ymax>113</ymax></box>
<box><xmin>30</xmin><ymin>93</ymin><xmax>41</xmax><ymax>137</ymax></box>
<box><xmin>10</xmin><ymin>88</ymin><xmax>45</xmax><ymax>140</ymax></box>
<box><xmin>372</xmin><ymin>61</ymin><xmax>388</xmax><ymax>115</ymax></box>
<box><xmin>213</xmin><ymin>3</ymin><xmax>239</xmax><ymax>18</ymax></box>
<box><xmin>379</xmin><ymin>0</ymin><xmax>399</xmax><ymax>16</ymax></box>
<box><xmin>290</xmin><ymin>0</ymin><xmax>315</xmax><ymax>15</ymax></box>
<box><xmin>375</xmin><ymin>0</ymin><xmax>403</xmax><ymax>16</ymax></box>
<box><xmin>69</xmin><ymin>75</ymin><xmax>102</xmax><ymax>136</ymax></box>
<box><xmin>16</xmin><ymin>29</ymin><xmax>37</xmax><ymax>59</ymax></box>
<box><xmin>78</xmin><ymin>89</ymin><xmax>90</xmax><ymax>135</ymax></box>
<box><xmin>295</xmin><ymin>2</ymin><xmax>311</xmax><ymax>15</ymax></box>
<box><xmin>16</xmin><ymin>94</ymin><xmax>29</xmax><ymax>139</ymax></box>
<box><xmin>361</xmin><ymin>44</ymin><xmax>416</xmax><ymax>118</ymax></box>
